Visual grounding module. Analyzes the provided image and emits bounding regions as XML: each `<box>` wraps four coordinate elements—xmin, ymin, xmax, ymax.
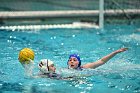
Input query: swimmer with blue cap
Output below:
<box><xmin>68</xmin><ymin>54</ymin><xmax>82</xmax><ymax>70</ymax></box>
<box><xmin>68</xmin><ymin>48</ymin><xmax>128</xmax><ymax>70</ymax></box>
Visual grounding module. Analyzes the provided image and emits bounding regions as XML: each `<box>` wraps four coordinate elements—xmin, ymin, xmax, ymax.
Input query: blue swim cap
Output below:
<box><xmin>68</xmin><ymin>54</ymin><xmax>81</xmax><ymax>67</ymax></box>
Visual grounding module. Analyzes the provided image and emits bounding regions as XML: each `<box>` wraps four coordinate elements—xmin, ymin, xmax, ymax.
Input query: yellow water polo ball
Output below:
<box><xmin>18</xmin><ymin>48</ymin><xmax>34</xmax><ymax>64</ymax></box>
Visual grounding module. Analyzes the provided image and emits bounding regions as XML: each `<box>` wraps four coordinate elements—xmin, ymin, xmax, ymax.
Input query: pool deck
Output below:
<box><xmin>0</xmin><ymin>9</ymin><xmax>140</xmax><ymax>19</ymax></box>
<box><xmin>0</xmin><ymin>22</ymin><xmax>100</xmax><ymax>30</ymax></box>
<box><xmin>0</xmin><ymin>9</ymin><xmax>140</xmax><ymax>28</ymax></box>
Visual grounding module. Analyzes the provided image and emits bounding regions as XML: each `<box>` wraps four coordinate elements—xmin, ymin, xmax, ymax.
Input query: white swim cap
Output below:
<box><xmin>38</xmin><ymin>59</ymin><xmax>54</xmax><ymax>73</ymax></box>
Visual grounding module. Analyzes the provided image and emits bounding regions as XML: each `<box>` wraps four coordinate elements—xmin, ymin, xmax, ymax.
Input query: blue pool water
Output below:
<box><xmin>0</xmin><ymin>24</ymin><xmax>140</xmax><ymax>93</ymax></box>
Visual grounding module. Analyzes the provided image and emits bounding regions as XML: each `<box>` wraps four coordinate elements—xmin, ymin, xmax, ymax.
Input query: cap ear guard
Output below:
<box><xmin>38</xmin><ymin>59</ymin><xmax>54</xmax><ymax>74</ymax></box>
<box><xmin>78</xmin><ymin>60</ymin><xmax>81</xmax><ymax>67</ymax></box>
<box><xmin>39</xmin><ymin>65</ymin><xmax>48</xmax><ymax>73</ymax></box>
<box><xmin>38</xmin><ymin>59</ymin><xmax>49</xmax><ymax>73</ymax></box>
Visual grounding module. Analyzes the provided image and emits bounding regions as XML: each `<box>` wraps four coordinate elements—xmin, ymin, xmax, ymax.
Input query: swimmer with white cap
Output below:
<box><xmin>38</xmin><ymin>59</ymin><xmax>76</xmax><ymax>80</ymax></box>
<box><xmin>38</xmin><ymin>59</ymin><xmax>61</xmax><ymax>79</ymax></box>
<box><xmin>38</xmin><ymin>59</ymin><xmax>56</xmax><ymax>73</ymax></box>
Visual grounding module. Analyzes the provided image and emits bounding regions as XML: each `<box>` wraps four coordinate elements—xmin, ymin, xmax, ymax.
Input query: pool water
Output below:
<box><xmin>0</xmin><ymin>24</ymin><xmax>140</xmax><ymax>93</ymax></box>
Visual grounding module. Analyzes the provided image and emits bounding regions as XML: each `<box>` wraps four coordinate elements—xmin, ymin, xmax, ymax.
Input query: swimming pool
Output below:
<box><xmin>0</xmin><ymin>24</ymin><xmax>140</xmax><ymax>93</ymax></box>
